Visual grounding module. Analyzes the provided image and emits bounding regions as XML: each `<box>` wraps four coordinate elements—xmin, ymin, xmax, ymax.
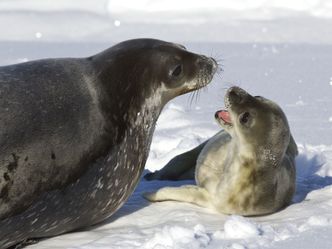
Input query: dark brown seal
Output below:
<box><xmin>0</xmin><ymin>38</ymin><xmax>217</xmax><ymax>248</ymax></box>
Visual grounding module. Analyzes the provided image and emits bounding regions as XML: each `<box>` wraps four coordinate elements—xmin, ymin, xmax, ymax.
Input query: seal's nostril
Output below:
<box><xmin>210</xmin><ymin>57</ymin><xmax>217</xmax><ymax>65</ymax></box>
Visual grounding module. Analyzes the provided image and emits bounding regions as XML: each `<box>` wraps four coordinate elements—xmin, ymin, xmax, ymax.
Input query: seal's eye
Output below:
<box><xmin>170</xmin><ymin>64</ymin><xmax>183</xmax><ymax>78</ymax></box>
<box><xmin>239</xmin><ymin>112</ymin><xmax>250</xmax><ymax>125</ymax></box>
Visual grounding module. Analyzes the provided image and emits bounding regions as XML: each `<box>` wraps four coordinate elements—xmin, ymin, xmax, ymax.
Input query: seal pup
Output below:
<box><xmin>144</xmin><ymin>87</ymin><xmax>298</xmax><ymax>216</ymax></box>
<box><xmin>0</xmin><ymin>38</ymin><xmax>218</xmax><ymax>248</ymax></box>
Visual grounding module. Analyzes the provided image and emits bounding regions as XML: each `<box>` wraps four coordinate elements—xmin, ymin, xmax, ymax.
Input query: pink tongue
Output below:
<box><xmin>217</xmin><ymin>110</ymin><xmax>232</xmax><ymax>124</ymax></box>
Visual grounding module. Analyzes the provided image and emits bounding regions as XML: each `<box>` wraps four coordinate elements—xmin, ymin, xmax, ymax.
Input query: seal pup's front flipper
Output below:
<box><xmin>144</xmin><ymin>140</ymin><xmax>208</xmax><ymax>181</ymax></box>
<box><xmin>143</xmin><ymin>185</ymin><xmax>213</xmax><ymax>209</ymax></box>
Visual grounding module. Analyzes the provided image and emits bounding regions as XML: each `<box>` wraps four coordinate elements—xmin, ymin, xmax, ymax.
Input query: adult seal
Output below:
<box><xmin>144</xmin><ymin>87</ymin><xmax>298</xmax><ymax>216</ymax></box>
<box><xmin>0</xmin><ymin>38</ymin><xmax>218</xmax><ymax>248</ymax></box>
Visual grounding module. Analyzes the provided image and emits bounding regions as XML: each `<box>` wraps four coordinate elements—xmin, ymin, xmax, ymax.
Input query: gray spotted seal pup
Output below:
<box><xmin>0</xmin><ymin>38</ymin><xmax>218</xmax><ymax>248</ymax></box>
<box><xmin>144</xmin><ymin>86</ymin><xmax>298</xmax><ymax>216</ymax></box>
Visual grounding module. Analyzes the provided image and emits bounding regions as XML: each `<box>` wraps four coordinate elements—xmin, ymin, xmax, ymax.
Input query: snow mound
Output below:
<box><xmin>143</xmin><ymin>224</ymin><xmax>210</xmax><ymax>249</ymax></box>
<box><xmin>218</xmin><ymin>215</ymin><xmax>262</xmax><ymax>239</ymax></box>
<box><xmin>299</xmin><ymin>215</ymin><xmax>332</xmax><ymax>232</ymax></box>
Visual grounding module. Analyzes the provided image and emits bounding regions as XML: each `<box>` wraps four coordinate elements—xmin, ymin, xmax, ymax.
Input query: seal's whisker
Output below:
<box><xmin>195</xmin><ymin>89</ymin><xmax>201</xmax><ymax>103</ymax></box>
<box><xmin>194</xmin><ymin>89</ymin><xmax>200</xmax><ymax>104</ymax></box>
<box><xmin>191</xmin><ymin>91</ymin><xmax>196</xmax><ymax>106</ymax></box>
<box><xmin>215</xmin><ymin>72</ymin><xmax>223</xmax><ymax>81</ymax></box>
<box><xmin>217</xmin><ymin>62</ymin><xmax>224</xmax><ymax>71</ymax></box>
<box><xmin>210</xmin><ymin>51</ymin><xmax>223</xmax><ymax>62</ymax></box>
<box><xmin>203</xmin><ymin>84</ymin><xmax>209</xmax><ymax>93</ymax></box>
<box><xmin>188</xmin><ymin>91</ymin><xmax>195</xmax><ymax>106</ymax></box>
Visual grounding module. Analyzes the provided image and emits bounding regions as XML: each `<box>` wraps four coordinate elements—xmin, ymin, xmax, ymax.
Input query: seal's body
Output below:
<box><xmin>0</xmin><ymin>39</ymin><xmax>217</xmax><ymax>248</ymax></box>
<box><xmin>144</xmin><ymin>87</ymin><xmax>297</xmax><ymax>216</ymax></box>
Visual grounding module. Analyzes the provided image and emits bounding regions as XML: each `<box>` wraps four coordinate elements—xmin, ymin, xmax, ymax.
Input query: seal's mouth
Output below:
<box><xmin>215</xmin><ymin>109</ymin><xmax>233</xmax><ymax>126</ymax></box>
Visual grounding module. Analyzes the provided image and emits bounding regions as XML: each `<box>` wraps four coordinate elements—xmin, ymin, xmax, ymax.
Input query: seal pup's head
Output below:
<box><xmin>215</xmin><ymin>86</ymin><xmax>290</xmax><ymax>165</ymax></box>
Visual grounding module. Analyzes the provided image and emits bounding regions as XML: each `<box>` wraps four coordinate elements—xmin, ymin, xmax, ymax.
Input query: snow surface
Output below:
<box><xmin>1</xmin><ymin>0</ymin><xmax>332</xmax><ymax>248</ymax></box>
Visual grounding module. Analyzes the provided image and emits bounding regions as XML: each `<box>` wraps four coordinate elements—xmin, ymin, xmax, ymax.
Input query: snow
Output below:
<box><xmin>222</xmin><ymin>216</ymin><xmax>262</xmax><ymax>239</ymax></box>
<box><xmin>142</xmin><ymin>224</ymin><xmax>210</xmax><ymax>249</ymax></box>
<box><xmin>1</xmin><ymin>0</ymin><xmax>332</xmax><ymax>248</ymax></box>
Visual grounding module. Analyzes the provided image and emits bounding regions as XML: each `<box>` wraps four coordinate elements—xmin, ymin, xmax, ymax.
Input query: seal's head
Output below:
<box><xmin>92</xmin><ymin>38</ymin><xmax>218</xmax><ymax>146</ymax></box>
<box><xmin>215</xmin><ymin>87</ymin><xmax>290</xmax><ymax>163</ymax></box>
<box><xmin>94</xmin><ymin>38</ymin><xmax>218</xmax><ymax>108</ymax></box>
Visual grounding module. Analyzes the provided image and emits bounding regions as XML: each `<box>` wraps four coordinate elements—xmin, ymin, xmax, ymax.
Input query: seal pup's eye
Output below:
<box><xmin>239</xmin><ymin>112</ymin><xmax>250</xmax><ymax>125</ymax></box>
<box><xmin>170</xmin><ymin>64</ymin><xmax>183</xmax><ymax>78</ymax></box>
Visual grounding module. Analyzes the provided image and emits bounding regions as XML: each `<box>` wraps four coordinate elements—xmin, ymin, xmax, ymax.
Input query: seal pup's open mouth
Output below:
<box><xmin>215</xmin><ymin>109</ymin><xmax>232</xmax><ymax>126</ymax></box>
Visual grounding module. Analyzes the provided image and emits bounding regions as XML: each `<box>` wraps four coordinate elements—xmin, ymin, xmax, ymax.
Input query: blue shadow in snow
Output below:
<box><xmin>293</xmin><ymin>152</ymin><xmax>332</xmax><ymax>203</ymax></box>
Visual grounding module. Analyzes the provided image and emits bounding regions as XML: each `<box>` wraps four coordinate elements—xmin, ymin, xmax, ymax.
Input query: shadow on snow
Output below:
<box><xmin>293</xmin><ymin>151</ymin><xmax>332</xmax><ymax>203</ymax></box>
